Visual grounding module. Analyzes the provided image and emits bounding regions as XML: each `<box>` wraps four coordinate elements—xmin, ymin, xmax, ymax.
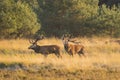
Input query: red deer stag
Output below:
<box><xmin>28</xmin><ymin>36</ymin><xmax>61</xmax><ymax>58</ymax></box>
<box><xmin>62</xmin><ymin>35</ymin><xmax>85</xmax><ymax>57</ymax></box>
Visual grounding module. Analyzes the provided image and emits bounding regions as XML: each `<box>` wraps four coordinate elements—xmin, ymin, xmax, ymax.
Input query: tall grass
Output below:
<box><xmin>0</xmin><ymin>38</ymin><xmax>120</xmax><ymax>71</ymax></box>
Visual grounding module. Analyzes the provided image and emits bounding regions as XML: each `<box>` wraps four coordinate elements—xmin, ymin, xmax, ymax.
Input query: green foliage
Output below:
<box><xmin>0</xmin><ymin>0</ymin><xmax>120</xmax><ymax>38</ymax></box>
<box><xmin>38</xmin><ymin>0</ymin><xmax>120</xmax><ymax>37</ymax></box>
<box><xmin>0</xmin><ymin>0</ymin><xmax>40</xmax><ymax>39</ymax></box>
<box><xmin>98</xmin><ymin>8</ymin><xmax>120</xmax><ymax>37</ymax></box>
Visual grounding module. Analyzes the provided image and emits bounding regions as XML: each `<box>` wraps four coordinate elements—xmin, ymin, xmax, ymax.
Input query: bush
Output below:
<box><xmin>0</xmin><ymin>0</ymin><xmax>40</xmax><ymax>39</ymax></box>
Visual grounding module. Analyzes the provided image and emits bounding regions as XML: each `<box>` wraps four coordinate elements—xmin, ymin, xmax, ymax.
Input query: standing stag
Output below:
<box><xmin>28</xmin><ymin>36</ymin><xmax>61</xmax><ymax>58</ymax></box>
<box><xmin>62</xmin><ymin>35</ymin><xmax>85</xmax><ymax>56</ymax></box>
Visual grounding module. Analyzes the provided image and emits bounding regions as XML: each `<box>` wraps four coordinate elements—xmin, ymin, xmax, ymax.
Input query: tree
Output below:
<box><xmin>38</xmin><ymin>0</ymin><xmax>120</xmax><ymax>37</ymax></box>
<box><xmin>0</xmin><ymin>0</ymin><xmax>40</xmax><ymax>39</ymax></box>
<box><xmin>38</xmin><ymin>0</ymin><xmax>98</xmax><ymax>37</ymax></box>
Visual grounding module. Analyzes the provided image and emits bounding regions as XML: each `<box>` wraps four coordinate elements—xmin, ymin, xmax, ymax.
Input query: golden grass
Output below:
<box><xmin>0</xmin><ymin>38</ymin><xmax>120</xmax><ymax>71</ymax></box>
<box><xmin>0</xmin><ymin>39</ymin><xmax>29</xmax><ymax>50</ymax></box>
<box><xmin>0</xmin><ymin>38</ymin><xmax>120</xmax><ymax>80</ymax></box>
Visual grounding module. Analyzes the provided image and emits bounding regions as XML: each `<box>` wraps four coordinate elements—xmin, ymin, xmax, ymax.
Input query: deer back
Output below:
<box><xmin>39</xmin><ymin>45</ymin><xmax>60</xmax><ymax>53</ymax></box>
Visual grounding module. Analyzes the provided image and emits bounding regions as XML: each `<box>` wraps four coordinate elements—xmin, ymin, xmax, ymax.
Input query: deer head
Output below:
<box><xmin>61</xmin><ymin>34</ymin><xmax>69</xmax><ymax>45</ymax></box>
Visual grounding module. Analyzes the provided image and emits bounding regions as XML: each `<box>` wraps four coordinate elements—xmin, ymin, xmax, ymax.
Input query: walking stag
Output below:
<box><xmin>28</xmin><ymin>36</ymin><xmax>61</xmax><ymax>58</ymax></box>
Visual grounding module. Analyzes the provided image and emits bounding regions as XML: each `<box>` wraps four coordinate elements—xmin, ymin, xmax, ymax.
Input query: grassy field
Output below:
<box><xmin>0</xmin><ymin>38</ymin><xmax>120</xmax><ymax>80</ymax></box>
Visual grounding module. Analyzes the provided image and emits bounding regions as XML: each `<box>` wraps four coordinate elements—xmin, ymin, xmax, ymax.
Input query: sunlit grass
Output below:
<box><xmin>0</xmin><ymin>38</ymin><xmax>120</xmax><ymax>70</ymax></box>
<box><xmin>0</xmin><ymin>39</ymin><xmax>29</xmax><ymax>50</ymax></box>
<box><xmin>0</xmin><ymin>38</ymin><xmax>120</xmax><ymax>80</ymax></box>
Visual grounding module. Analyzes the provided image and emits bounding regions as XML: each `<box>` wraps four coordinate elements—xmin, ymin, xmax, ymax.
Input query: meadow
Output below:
<box><xmin>0</xmin><ymin>37</ymin><xmax>120</xmax><ymax>80</ymax></box>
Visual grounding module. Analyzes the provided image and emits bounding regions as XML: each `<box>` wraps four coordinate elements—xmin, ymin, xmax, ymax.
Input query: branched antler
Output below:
<box><xmin>29</xmin><ymin>35</ymin><xmax>45</xmax><ymax>44</ymax></box>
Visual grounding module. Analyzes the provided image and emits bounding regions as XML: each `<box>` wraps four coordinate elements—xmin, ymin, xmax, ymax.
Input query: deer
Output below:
<box><xmin>61</xmin><ymin>35</ymin><xmax>85</xmax><ymax>57</ymax></box>
<box><xmin>28</xmin><ymin>36</ymin><xmax>62</xmax><ymax>58</ymax></box>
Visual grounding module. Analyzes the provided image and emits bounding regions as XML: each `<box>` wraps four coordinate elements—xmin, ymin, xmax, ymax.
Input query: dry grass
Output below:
<box><xmin>0</xmin><ymin>38</ymin><xmax>120</xmax><ymax>80</ymax></box>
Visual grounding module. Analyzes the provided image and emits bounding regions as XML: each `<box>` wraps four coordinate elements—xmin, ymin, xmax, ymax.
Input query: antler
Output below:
<box><xmin>62</xmin><ymin>34</ymin><xmax>81</xmax><ymax>44</ymax></box>
<box><xmin>34</xmin><ymin>35</ymin><xmax>44</xmax><ymax>43</ymax></box>
<box><xmin>61</xmin><ymin>34</ymin><xmax>65</xmax><ymax>40</ymax></box>
<box><xmin>29</xmin><ymin>35</ymin><xmax>45</xmax><ymax>44</ymax></box>
<box><xmin>62</xmin><ymin>34</ymin><xmax>71</xmax><ymax>40</ymax></box>
<box><xmin>29</xmin><ymin>39</ymin><xmax>34</xmax><ymax>44</ymax></box>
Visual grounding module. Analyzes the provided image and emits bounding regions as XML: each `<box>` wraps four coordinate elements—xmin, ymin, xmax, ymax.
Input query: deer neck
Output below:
<box><xmin>33</xmin><ymin>45</ymin><xmax>41</xmax><ymax>53</ymax></box>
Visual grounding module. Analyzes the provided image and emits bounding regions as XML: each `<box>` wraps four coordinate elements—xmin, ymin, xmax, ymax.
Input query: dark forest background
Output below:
<box><xmin>0</xmin><ymin>0</ymin><xmax>120</xmax><ymax>39</ymax></box>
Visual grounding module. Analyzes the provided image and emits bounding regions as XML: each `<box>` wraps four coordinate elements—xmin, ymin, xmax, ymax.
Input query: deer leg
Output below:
<box><xmin>43</xmin><ymin>52</ymin><xmax>48</xmax><ymax>58</ymax></box>
<box><xmin>78</xmin><ymin>53</ymin><xmax>82</xmax><ymax>57</ymax></box>
<box><xmin>69</xmin><ymin>50</ymin><xmax>74</xmax><ymax>57</ymax></box>
<box><xmin>54</xmin><ymin>50</ymin><xmax>62</xmax><ymax>58</ymax></box>
<box><xmin>44</xmin><ymin>55</ymin><xmax>48</xmax><ymax>58</ymax></box>
<box><xmin>78</xmin><ymin>49</ymin><xmax>86</xmax><ymax>57</ymax></box>
<box><xmin>56</xmin><ymin>54</ymin><xmax>62</xmax><ymax>58</ymax></box>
